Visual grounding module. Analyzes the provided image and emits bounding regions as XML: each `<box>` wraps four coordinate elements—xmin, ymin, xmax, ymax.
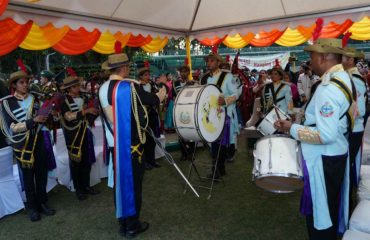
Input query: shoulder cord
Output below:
<box><xmin>60</xmin><ymin>98</ymin><xmax>84</xmax><ymax>131</ymax></box>
<box><xmin>131</xmin><ymin>83</ymin><xmax>148</xmax><ymax>144</ymax></box>
<box><xmin>0</xmin><ymin>98</ymin><xmax>40</xmax><ymax>143</ymax></box>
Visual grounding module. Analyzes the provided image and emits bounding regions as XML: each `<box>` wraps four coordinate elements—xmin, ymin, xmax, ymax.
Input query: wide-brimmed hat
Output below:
<box><xmin>101</xmin><ymin>53</ymin><xmax>130</xmax><ymax>70</ymax></box>
<box><xmin>204</xmin><ymin>52</ymin><xmax>223</xmax><ymax>62</ymax></box>
<box><xmin>60</xmin><ymin>76</ymin><xmax>81</xmax><ymax>90</ymax></box>
<box><xmin>40</xmin><ymin>70</ymin><xmax>55</xmax><ymax>79</ymax></box>
<box><xmin>9</xmin><ymin>71</ymin><xmax>29</xmax><ymax>86</ymax></box>
<box><xmin>304</xmin><ymin>38</ymin><xmax>343</xmax><ymax>55</ymax></box>
<box><xmin>137</xmin><ymin>67</ymin><xmax>150</xmax><ymax>77</ymax></box>
<box><xmin>340</xmin><ymin>47</ymin><xmax>364</xmax><ymax>59</ymax></box>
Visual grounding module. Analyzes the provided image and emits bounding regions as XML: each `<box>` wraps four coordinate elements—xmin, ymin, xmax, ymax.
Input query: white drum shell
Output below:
<box><xmin>253</xmin><ymin>135</ymin><xmax>303</xmax><ymax>193</ymax></box>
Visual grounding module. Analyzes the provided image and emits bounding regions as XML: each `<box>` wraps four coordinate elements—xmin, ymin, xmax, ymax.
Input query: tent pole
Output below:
<box><xmin>186</xmin><ymin>37</ymin><xmax>193</xmax><ymax>80</ymax></box>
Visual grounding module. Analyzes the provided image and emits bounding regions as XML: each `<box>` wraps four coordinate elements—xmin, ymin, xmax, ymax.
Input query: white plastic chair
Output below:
<box><xmin>0</xmin><ymin>147</ymin><xmax>24</xmax><ymax>218</ymax></box>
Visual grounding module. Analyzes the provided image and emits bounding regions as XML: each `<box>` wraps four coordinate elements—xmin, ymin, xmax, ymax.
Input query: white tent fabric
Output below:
<box><xmin>0</xmin><ymin>147</ymin><xmax>24</xmax><ymax>219</ymax></box>
<box><xmin>6</xmin><ymin>0</ymin><xmax>370</xmax><ymax>38</ymax></box>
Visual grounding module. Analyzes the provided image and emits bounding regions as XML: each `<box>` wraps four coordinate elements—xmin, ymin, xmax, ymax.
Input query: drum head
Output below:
<box><xmin>196</xmin><ymin>85</ymin><xmax>226</xmax><ymax>142</ymax></box>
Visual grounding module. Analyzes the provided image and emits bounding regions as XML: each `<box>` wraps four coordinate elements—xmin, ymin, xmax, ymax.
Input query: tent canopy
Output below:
<box><xmin>0</xmin><ymin>0</ymin><xmax>369</xmax><ymax>56</ymax></box>
<box><xmin>7</xmin><ymin>0</ymin><xmax>370</xmax><ymax>38</ymax></box>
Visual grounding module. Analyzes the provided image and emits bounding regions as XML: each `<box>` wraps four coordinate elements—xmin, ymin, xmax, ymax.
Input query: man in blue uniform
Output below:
<box><xmin>341</xmin><ymin>46</ymin><xmax>367</xmax><ymax>212</ymax></box>
<box><xmin>201</xmin><ymin>52</ymin><xmax>239</xmax><ymax>179</ymax></box>
<box><xmin>274</xmin><ymin>38</ymin><xmax>354</xmax><ymax>240</ymax></box>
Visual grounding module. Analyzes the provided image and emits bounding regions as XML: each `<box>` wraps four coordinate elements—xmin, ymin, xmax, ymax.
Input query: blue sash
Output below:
<box><xmin>113</xmin><ymin>81</ymin><xmax>136</xmax><ymax>218</ymax></box>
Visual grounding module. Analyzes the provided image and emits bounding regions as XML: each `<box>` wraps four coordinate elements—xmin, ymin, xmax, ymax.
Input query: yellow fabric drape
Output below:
<box><xmin>92</xmin><ymin>31</ymin><xmax>118</xmax><ymax>54</ymax></box>
<box><xmin>20</xmin><ymin>23</ymin><xmax>69</xmax><ymax>50</ymax></box>
<box><xmin>222</xmin><ymin>33</ymin><xmax>254</xmax><ymax>49</ymax></box>
<box><xmin>348</xmin><ymin>16</ymin><xmax>370</xmax><ymax>41</ymax></box>
<box><xmin>141</xmin><ymin>36</ymin><xmax>168</xmax><ymax>53</ymax></box>
<box><xmin>185</xmin><ymin>37</ymin><xmax>192</xmax><ymax>80</ymax></box>
<box><xmin>276</xmin><ymin>27</ymin><xmax>310</xmax><ymax>47</ymax></box>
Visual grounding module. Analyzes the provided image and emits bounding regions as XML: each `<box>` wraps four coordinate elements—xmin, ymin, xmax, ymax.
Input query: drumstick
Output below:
<box><xmin>273</xmin><ymin>105</ymin><xmax>281</xmax><ymax>120</ymax></box>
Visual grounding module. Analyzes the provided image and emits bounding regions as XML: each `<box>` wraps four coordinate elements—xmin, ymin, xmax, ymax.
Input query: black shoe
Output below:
<box><xmin>29</xmin><ymin>209</ymin><xmax>41</xmax><ymax>222</ymax></box>
<box><xmin>76</xmin><ymin>192</ymin><xmax>87</xmax><ymax>201</ymax></box>
<box><xmin>84</xmin><ymin>187</ymin><xmax>100</xmax><ymax>195</ymax></box>
<box><xmin>125</xmin><ymin>222</ymin><xmax>149</xmax><ymax>238</ymax></box>
<box><xmin>226</xmin><ymin>157</ymin><xmax>234</xmax><ymax>163</ymax></box>
<box><xmin>145</xmin><ymin>163</ymin><xmax>153</xmax><ymax>170</ymax></box>
<box><xmin>151</xmin><ymin>162</ymin><xmax>161</xmax><ymax>168</ymax></box>
<box><xmin>39</xmin><ymin>204</ymin><xmax>56</xmax><ymax>216</ymax></box>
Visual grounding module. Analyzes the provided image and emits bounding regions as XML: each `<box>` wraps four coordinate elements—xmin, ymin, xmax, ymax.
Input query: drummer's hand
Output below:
<box><xmin>156</xmin><ymin>87</ymin><xmax>166</xmax><ymax>103</ymax></box>
<box><xmin>274</xmin><ymin>119</ymin><xmax>292</xmax><ymax>132</ymax></box>
<box><xmin>218</xmin><ymin>96</ymin><xmax>226</xmax><ymax>106</ymax></box>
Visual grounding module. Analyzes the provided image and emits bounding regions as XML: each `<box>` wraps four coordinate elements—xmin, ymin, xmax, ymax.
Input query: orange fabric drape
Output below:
<box><xmin>126</xmin><ymin>34</ymin><xmax>152</xmax><ymax>47</ymax></box>
<box><xmin>53</xmin><ymin>27</ymin><xmax>101</xmax><ymax>55</ymax></box>
<box><xmin>0</xmin><ymin>18</ymin><xmax>33</xmax><ymax>55</ymax></box>
<box><xmin>199</xmin><ymin>35</ymin><xmax>227</xmax><ymax>46</ymax></box>
<box><xmin>250</xmin><ymin>29</ymin><xmax>285</xmax><ymax>47</ymax></box>
<box><xmin>320</xmin><ymin>19</ymin><xmax>353</xmax><ymax>38</ymax></box>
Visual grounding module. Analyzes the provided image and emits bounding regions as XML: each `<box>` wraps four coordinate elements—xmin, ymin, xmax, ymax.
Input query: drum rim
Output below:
<box><xmin>253</xmin><ymin>172</ymin><xmax>303</xmax><ymax>180</ymax></box>
<box><xmin>255</xmin><ymin>134</ymin><xmax>296</xmax><ymax>145</ymax></box>
<box><xmin>254</xmin><ymin>173</ymin><xmax>303</xmax><ymax>193</ymax></box>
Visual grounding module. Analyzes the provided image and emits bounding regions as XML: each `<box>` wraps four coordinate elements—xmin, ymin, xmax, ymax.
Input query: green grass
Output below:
<box><xmin>0</xmin><ymin>136</ymin><xmax>307</xmax><ymax>240</ymax></box>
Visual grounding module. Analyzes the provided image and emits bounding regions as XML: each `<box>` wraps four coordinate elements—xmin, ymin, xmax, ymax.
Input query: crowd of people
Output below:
<box><xmin>0</xmin><ymin>37</ymin><xmax>369</xmax><ymax>239</ymax></box>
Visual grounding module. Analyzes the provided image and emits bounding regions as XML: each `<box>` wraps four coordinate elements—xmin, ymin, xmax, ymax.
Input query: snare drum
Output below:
<box><xmin>252</xmin><ymin>135</ymin><xmax>303</xmax><ymax>193</ymax></box>
<box><xmin>173</xmin><ymin>84</ymin><xmax>226</xmax><ymax>142</ymax></box>
<box><xmin>256</xmin><ymin>107</ymin><xmax>289</xmax><ymax>135</ymax></box>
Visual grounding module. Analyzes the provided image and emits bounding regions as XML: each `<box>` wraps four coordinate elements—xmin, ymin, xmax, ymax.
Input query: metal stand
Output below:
<box><xmin>183</xmin><ymin>138</ymin><xmax>224</xmax><ymax>200</ymax></box>
<box><xmin>145</xmin><ymin>127</ymin><xmax>199</xmax><ymax>197</ymax></box>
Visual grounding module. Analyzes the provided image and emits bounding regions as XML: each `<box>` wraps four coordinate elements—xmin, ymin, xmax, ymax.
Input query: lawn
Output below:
<box><xmin>0</xmin><ymin>135</ymin><xmax>307</xmax><ymax>240</ymax></box>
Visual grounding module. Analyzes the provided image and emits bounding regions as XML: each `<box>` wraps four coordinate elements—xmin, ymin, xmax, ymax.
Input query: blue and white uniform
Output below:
<box><xmin>289</xmin><ymin>64</ymin><xmax>352</xmax><ymax>232</ymax></box>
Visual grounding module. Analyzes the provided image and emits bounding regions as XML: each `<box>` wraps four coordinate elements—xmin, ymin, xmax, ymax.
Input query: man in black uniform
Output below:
<box><xmin>99</xmin><ymin>48</ymin><xmax>166</xmax><ymax>238</ymax></box>
<box><xmin>60</xmin><ymin>75</ymin><xmax>100</xmax><ymax>201</ymax></box>
<box><xmin>0</xmin><ymin>70</ymin><xmax>55</xmax><ymax>221</ymax></box>
<box><xmin>137</xmin><ymin>65</ymin><xmax>164</xmax><ymax>169</ymax></box>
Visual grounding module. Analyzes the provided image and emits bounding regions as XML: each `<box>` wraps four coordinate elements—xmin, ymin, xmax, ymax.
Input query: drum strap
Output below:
<box><xmin>200</xmin><ymin>73</ymin><xmax>210</xmax><ymax>85</ymax></box>
<box><xmin>263</xmin><ymin>82</ymin><xmax>286</xmax><ymax>109</ymax></box>
<box><xmin>216</xmin><ymin>72</ymin><xmax>228</xmax><ymax>88</ymax></box>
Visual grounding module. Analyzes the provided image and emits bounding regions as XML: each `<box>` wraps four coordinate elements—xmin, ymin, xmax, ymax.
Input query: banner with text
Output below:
<box><xmin>229</xmin><ymin>52</ymin><xmax>290</xmax><ymax>71</ymax></box>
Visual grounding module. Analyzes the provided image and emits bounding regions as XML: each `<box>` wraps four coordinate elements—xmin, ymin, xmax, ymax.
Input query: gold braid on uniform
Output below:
<box><xmin>297</xmin><ymin>127</ymin><xmax>322</xmax><ymax>144</ymax></box>
<box><xmin>130</xmin><ymin>82</ymin><xmax>149</xmax><ymax>162</ymax></box>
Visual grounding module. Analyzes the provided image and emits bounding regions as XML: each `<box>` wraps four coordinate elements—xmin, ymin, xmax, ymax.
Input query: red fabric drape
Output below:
<box><xmin>126</xmin><ymin>34</ymin><xmax>152</xmax><ymax>47</ymax></box>
<box><xmin>53</xmin><ymin>27</ymin><xmax>101</xmax><ymax>55</ymax></box>
<box><xmin>0</xmin><ymin>18</ymin><xmax>33</xmax><ymax>55</ymax></box>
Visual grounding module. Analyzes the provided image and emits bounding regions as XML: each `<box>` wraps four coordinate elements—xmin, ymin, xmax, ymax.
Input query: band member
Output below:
<box><xmin>137</xmin><ymin>64</ymin><xmax>161</xmax><ymax>170</ymax></box>
<box><xmin>274</xmin><ymin>38</ymin><xmax>353</xmax><ymax>240</ymax></box>
<box><xmin>98</xmin><ymin>43</ymin><xmax>166</xmax><ymax>238</ymax></box>
<box><xmin>341</xmin><ymin>46</ymin><xmax>367</xmax><ymax>212</ymax></box>
<box><xmin>0</xmin><ymin>78</ymin><xmax>9</xmax><ymax>148</ymax></box>
<box><xmin>0</xmin><ymin>70</ymin><xmax>56</xmax><ymax>222</ymax></box>
<box><xmin>60</xmin><ymin>73</ymin><xmax>100</xmax><ymax>201</ymax></box>
<box><xmin>176</xmin><ymin>65</ymin><xmax>195</xmax><ymax>161</ymax></box>
<box><xmin>261</xmin><ymin>66</ymin><xmax>293</xmax><ymax>115</ymax></box>
<box><xmin>201</xmin><ymin>51</ymin><xmax>239</xmax><ymax>179</ymax></box>
<box><xmin>40</xmin><ymin>70</ymin><xmax>57</xmax><ymax>93</ymax></box>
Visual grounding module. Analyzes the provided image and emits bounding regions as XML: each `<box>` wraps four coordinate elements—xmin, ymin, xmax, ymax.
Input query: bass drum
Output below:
<box><xmin>173</xmin><ymin>84</ymin><xmax>226</xmax><ymax>142</ymax></box>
